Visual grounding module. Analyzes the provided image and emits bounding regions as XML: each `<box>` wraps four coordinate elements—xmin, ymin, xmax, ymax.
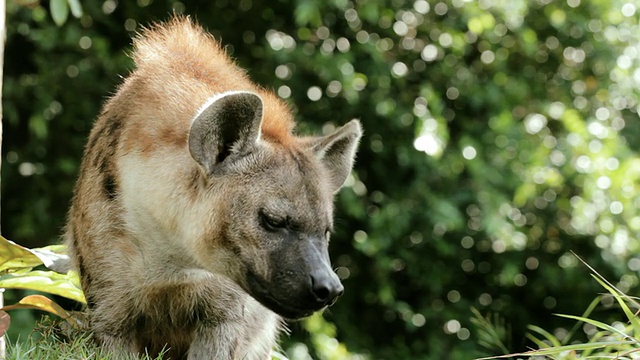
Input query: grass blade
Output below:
<box><xmin>556</xmin><ymin>314</ymin><xmax>640</xmax><ymax>345</ymax></box>
<box><xmin>527</xmin><ymin>324</ymin><xmax>561</xmax><ymax>347</ymax></box>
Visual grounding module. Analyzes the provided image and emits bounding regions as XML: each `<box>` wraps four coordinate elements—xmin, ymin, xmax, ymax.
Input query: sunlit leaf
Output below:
<box><xmin>560</xmin><ymin>109</ymin><xmax>587</xmax><ymax>136</ymax></box>
<box><xmin>0</xmin><ymin>270</ymin><xmax>86</xmax><ymax>304</ymax></box>
<box><xmin>50</xmin><ymin>0</ymin><xmax>69</xmax><ymax>26</ymax></box>
<box><xmin>67</xmin><ymin>0</ymin><xmax>83</xmax><ymax>18</ymax></box>
<box><xmin>1</xmin><ymin>295</ymin><xmax>81</xmax><ymax>327</ymax></box>
<box><xmin>513</xmin><ymin>183</ymin><xmax>536</xmax><ymax>207</ymax></box>
<box><xmin>0</xmin><ymin>235</ymin><xmax>70</xmax><ymax>274</ymax></box>
<box><xmin>0</xmin><ymin>235</ymin><xmax>44</xmax><ymax>273</ymax></box>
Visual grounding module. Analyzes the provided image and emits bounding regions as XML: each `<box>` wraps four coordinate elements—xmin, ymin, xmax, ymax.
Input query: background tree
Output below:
<box><xmin>3</xmin><ymin>0</ymin><xmax>640</xmax><ymax>359</ymax></box>
<box><xmin>1</xmin><ymin>0</ymin><xmax>6</xmax><ymax>356</ymax></box>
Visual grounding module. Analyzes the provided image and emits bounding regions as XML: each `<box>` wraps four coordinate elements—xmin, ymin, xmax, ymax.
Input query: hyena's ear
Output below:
<box><xmin>189</xmin><ymin>91</ymin><xmax>263</xmax><ymax>175</ymax></box>
<box><xmin>307</xmin><ymin>119</ymin><xmax>362</xmax><ymax>193</ymax></box>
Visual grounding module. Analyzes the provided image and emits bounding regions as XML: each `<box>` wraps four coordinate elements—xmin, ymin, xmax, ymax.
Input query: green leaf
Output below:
<box><xmin>358</xmin><ymin>2</ymin><xmax>380</xmax><ymax>24</ymax></box>
<box><xmin>50</xmin><ymin>0</ymin><xmax>69</xmax><ymax>26</ymax></box>
<box><xmin>0</xmin><ymin>270</ymin><xmax>86</xmax><ymax>304</ymax></box>
<box><xmin>67</xmin><ymin>0</ymin><xmax>83</xmax><ymax>18</ymax></box>
<box><xmin>294</xmin><ymin>0</ymin><xmax>322</xmax><ymax>27</ymax></box>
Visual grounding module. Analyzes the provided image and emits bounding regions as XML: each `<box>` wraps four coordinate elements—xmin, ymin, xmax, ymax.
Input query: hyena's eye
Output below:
<box><xmin>259</xmin><ymin>210</ymin><xmax>287</xmax><ymax>231</ymax></box>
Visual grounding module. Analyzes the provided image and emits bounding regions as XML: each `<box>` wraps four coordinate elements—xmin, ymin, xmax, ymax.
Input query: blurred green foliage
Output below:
<box><xmin>3</xmin><ymin>0</ymin><xmax>640</xmax><ymax>359</ymax></box>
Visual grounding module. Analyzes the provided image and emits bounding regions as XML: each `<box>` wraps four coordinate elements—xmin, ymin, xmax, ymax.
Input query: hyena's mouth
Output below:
<box><xmin>245</xmin><ymin>271</ymin><xmax>320</xmax><ymax>320</ymax></box>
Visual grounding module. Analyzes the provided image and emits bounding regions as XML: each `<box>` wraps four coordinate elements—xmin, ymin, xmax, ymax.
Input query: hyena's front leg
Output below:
<box><xmin>96</xmin><ymin>333</ymin><xmax>139</xmax><ymax>359</ymax></box>
<box><xmin>88</xmin><ymin>293</ymin><xmax>142</xmax><ymax>359</ymax></box>
<box><xmin>187</xmin><ymin>323</ymin><xmax>242</xmax><ymax>360</ymax></box>
<box><xmin>188</xmin><ymin>316</ymin><xmax>275</xmax><ymax>360</ymax></box>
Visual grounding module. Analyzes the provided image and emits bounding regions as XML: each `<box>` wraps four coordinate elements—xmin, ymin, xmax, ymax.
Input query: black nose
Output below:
<box><xmin>310</xmin><ymin>272</ymin><xmax>344</xmax><ymax>306</ymax></box>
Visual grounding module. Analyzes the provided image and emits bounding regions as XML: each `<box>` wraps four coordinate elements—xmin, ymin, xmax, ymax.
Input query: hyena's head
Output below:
<box><xmin>188</xmin><ymin>91</ymin><xmax>361</xmax><ymax>319</ymax></box>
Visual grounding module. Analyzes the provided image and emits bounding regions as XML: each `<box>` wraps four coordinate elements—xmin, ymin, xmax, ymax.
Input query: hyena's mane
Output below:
<box><xmin>113</xmin><ymin>16</ymin><xmax>296</xmax><ymax>149</ymax></box>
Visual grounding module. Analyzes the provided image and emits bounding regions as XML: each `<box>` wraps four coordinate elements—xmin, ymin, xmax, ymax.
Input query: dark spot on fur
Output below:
<box><xmin>71</xmin><ymin>228</ymin><xmax>93</xmax><ymax>307</ymax></box>
<box><xmin>87</xmin><ymin>112</ymin><xmax>123</xmax><ymax>155</ymax></box>
<box><xmin>104</xmin><ymin>113</ymin><xmax>124</xmax><ymax>138</ymax></box>
<box><xmin>88</xmin><ymin>113</ymin><xmax>124</xmax><ymax>200</ymax></box>
<box><xmin>189</xmin><ymin>298</ymin><xmax>209</xmax><ymax>325</ymax></box>
<box><xmin>74</xmin><ymin>251</ymin><xmax>96</xmax><ymax>309</ymax></box>
<box><xmin>103</xmin><ymin>173</ymin><xmax>117</xmax><ymax>200</ymax></box>
<box><xmin>92</xmin><ymin>154</ymin><xmax>104</xmax><ymax>172</ymax></box>
<box><xmin>220</xmin><ymin>233</ymin><xmax>243</xmax><ymax>256</ymax></box>
<box><xmin>189</xmin><ymin>170</ymin><xmax>200</xmax><ymax>190</ymax></box>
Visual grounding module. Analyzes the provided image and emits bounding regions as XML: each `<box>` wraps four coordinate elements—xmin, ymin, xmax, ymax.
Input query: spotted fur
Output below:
<box><xmin>65</xmin><ymin>16</ymin><xmax>361</xmax><ymax>360</ymax></box>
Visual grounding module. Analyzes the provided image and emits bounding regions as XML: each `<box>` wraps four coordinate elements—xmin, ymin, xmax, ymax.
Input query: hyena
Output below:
<box><xmin>64</xmin><ymin>16</ymin><xmax>361</xmax><ymax>360</ymax></box>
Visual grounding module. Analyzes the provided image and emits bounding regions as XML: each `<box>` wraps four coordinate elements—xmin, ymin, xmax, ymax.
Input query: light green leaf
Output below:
<box><xmin>0</xmin><ymin>270</ymin><xmax>86</xmax><ymax>304</ymax></box>
<box><xmin>0</xmin><ymin>235</ymin><xmax>70</xmax><ymax>274</ymax></box>
<box><xmin>0</xmin><ymin>235</ymin><xmax>44</xmax><ymax>273</ymax></box>
<box><xmin>50</xmin><ymin>0</ymin><xmax>69</xmax><ymax>26</ymax></box>
<box><xmin>560</xmin><ymin>109</ymin><xmax>587</xmax><ymax>136</ymax></box>
<box><xmin>513</xmin><ymin>183</ymin><xmax>536</xmax><ymax>207</ymax></box>
<box><xmin>67</xmin><ymin>0</ymin><xmax>83</xmax><ymax>18</ymax></box>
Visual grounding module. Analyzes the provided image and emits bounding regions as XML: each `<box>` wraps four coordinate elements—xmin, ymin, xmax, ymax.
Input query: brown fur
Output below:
<box><xmin>125</xmin><ymin>17</ymin><xmax>295</xmax><ymax>152</ymax></box>
<box><xmin>65</xmin><ymin>16</ymin><xmax>361</xmax><ymax>360</ymax></box>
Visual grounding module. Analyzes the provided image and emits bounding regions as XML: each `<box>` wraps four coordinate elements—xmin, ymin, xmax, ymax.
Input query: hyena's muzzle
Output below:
<box><xmin>246</xmin><ymin>234</ymin><xmax>343</xmax><ymax>319</ymax></box>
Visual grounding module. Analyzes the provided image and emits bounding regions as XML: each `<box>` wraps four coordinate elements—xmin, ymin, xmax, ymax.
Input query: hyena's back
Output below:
<box><xmin>66</xmin><ymin>16</ymin><xmax>361</xmax><ymax>360</ymax></box>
